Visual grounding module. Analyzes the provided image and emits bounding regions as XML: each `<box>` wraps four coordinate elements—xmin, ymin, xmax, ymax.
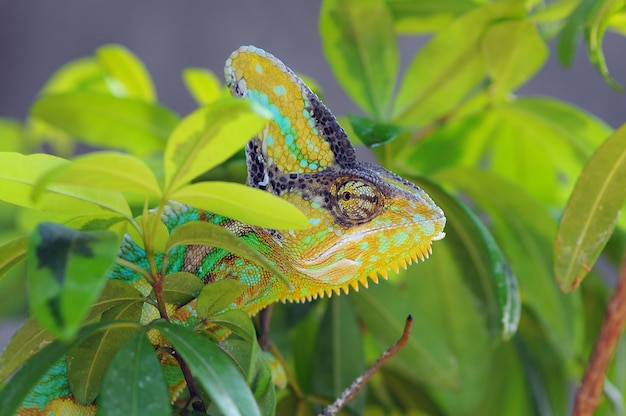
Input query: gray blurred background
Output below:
<box><xmin>0</xmin><ymin>1</ymin><xmax>625</xmax><ymax>347</ymax></box>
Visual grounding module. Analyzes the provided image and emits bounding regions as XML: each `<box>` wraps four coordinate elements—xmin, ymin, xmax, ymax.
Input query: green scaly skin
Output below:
<box><xmin>17</xmin><ymin>46</ymin><xmax>446</xmax><ymax>415</ymax></box>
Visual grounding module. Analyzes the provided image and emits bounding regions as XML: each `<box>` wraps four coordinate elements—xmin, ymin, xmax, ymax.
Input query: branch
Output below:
<box><xmin>573</xmin><ymin>258</ymin><xmax>626</xmax><ymax>416</ymax></box>
<box><xmin>318</xmin><ymin>315</ymin><xmax>414</xmax><ymax>416</ymax></box>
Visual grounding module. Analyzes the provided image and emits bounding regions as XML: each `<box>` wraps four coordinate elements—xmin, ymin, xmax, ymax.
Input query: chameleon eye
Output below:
<box><xmin>331</xmin><ymin>180</ymin><xmax>384</xmax><ymax>226</ymax></box>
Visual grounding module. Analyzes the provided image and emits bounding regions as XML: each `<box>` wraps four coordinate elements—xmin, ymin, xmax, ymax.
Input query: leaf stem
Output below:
<box><xmin>165</xmin><ymin>346</ymin><xmax>206</xmax><ymax>413</ymax></box>
<box><xmin>573</xmin><ymin>257</ymin><xmax>626</xmax><ymax>416</ymax></box>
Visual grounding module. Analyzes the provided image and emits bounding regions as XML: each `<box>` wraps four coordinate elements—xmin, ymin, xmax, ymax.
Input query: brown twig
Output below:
<box><xmin>573</xmin><ymin>258</ymin><xmax>626</xmax><ymax>415</ymax></box>
<box><xmin>167</xmin><ymin>347</ymin><xmax>207</xmax><ymax>413</ymax></box>
<box><xmin>318</xmin><ymin>315</ymin><xmax>414</xmax><ymax>416</ymax></box>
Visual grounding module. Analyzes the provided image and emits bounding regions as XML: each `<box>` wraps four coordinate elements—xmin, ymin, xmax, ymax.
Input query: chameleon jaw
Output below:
<box><xmin>284</xmin><ymin>233</ymin><xmax>443</xmax><ymax>304</ymax></box>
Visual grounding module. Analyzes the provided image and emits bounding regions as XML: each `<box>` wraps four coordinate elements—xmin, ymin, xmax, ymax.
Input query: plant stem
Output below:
<box><xmin>573</xmin><ymin>258</ymin><xmax>626</xmax><ymax>415</ymax></box>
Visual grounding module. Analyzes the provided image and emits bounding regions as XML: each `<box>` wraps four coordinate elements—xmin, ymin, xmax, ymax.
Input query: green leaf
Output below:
<box><xmin>219</xmin><ymin>339</ymin><xmax>276</xmax><ymax>416</ymax></box>
<box><xmin>0</xmin><ymin>118</ymin><xmax>22</xmax><ymax>152</ymax></box>
<box><xmin>40</xmin><ymin>57</ymin><xmax>109</xmax><ymax>95</ymax></box>
<box><xmin>98</xmin><ymin>330</ymin><xmax>170</xmax><ymax>416</ymax></box>
<box><xmin>31</xmin><ymin>92</ymin><xmax>178</xmax><ymax>154</ymax></box>
<box><xmin>311</xmin><ymin>296</ymin><xmax>365</xmax><ymax>413</ymax></box>
<box><xmin>481</xmin><ymin>20</ymin><xmax>548</xmax><ymax>97</ymax></box>
<box><xmin>182</xmin><ymin>67</ymin><xmax>226</xmax><ymax>105</ymax></box>
<box><xmin>86</xmin><ymin>279</ymin><xmax>145</xmax><ymax>321</ymax></box>
<box><xmin>0</xmin><ymin>320</ymin><xmax>141</xmax><ymax>416</ymax></box>
<box><xmin>196</xmin><ymin>279</ymin><xmax>248</xmax><ymax>318</ymax></box>
<box><xmin>165</xmin><ymin>221</ymin><xmax>293</xmax><ymax>290</ymax></box>
<box><xmin>161</xmin><ymin>271</ymin><xmax>204</xmax><ymax>305</ymax></box>
<box><xmin>0</xmin><ymin>280</ymin><xmax>143</xmax><ymax>382</ymax></box>
<box><xmin>170</xmin><ymin>181</ymin><xmax>309</xmax><ymax>230</ymax></box>
<box><xmin>436</xmin><ymin>168</ymin><xmax>583</xmax><ymax>360</ymax></box>
<box><xmin>385</xmin><ymin>0</ymin><xmax>487</xmax><ymax>34</ymax></box>
<box><xmin>418</xmin><ymin>180</ymin><xmax>520</xmax><ymax>340</ymax></box>
<box><xmin>0</xmin><ymin>152</ymin><xmax>132</xmax><ymax>218</ymax></box>
<box><xmin>67</xmin><ymin>301</ymin><xmax>143</xmax><ymax>404</ymax></box>
<box><xmin>350</xmin><ymin>281</ymin><xmax>459</xmax><ymax>389</ymax></box>
<box><xmin>151</xmin><ymin>321</ymin><xmax>261</xmax><ymax>416</ymax></box>
<box><xmin>0</xmin><ymin>318</ymin><xmax>53</xmax><ymax>382</ymax></box>
<box><xmin>0</xmin><ymin>236</ymin><xmax>28</xmax><ymax>282</ymax></box>
<box><xmin>392</xmin><ymin>1</ymin><xmax>524</xmax><ymax>126</ymax></box>
<box><xmin>555</xmin><ymin>123</ymin><xmax>626</xmax><ymax>291</ymax></box>
<box><xmin>209</xmin><ymin>309</ymin><xmax>257</xmax><ymax>343</ymax></box>
<box><xmin>27</xmin><ymin>223</ymin><xmax>121</xmax><ymax>339</ymax></box>
<box><xmin>557</xmin><ymin>0</ymin><xmax>623</xmax><ymax>90</ymax></box>
<box><xmin>33</xmin><ymin>151</ymin><xmax>162</xmax><ymax>200</ymax></box>
<box><xmin>585</xmin><ymin>0</ymin><xmax>624</xmax><ymax>91</ymax></box>
<box><xmin>96</xmin><ymin>44</ymin><xmax>156</xmax><ymax>101</ymax></box>
<box><xmin>347</xmin><ymin>114</ymin><xmax>406</xmax><ymax>147</ymax></box>
<box><xmin>320</xmin><ymin>0</ymin><xmax>398</xmax><ymax>118</ymax></box>
<box><xmin>163</xmin><ymin>98</ymin><xmax>270</xmax><ymax>194</ymax></box>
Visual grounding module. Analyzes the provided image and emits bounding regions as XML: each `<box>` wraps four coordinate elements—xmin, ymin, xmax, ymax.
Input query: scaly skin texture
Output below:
<box><xmin>17</xmin><ymin>46</ymin><xmax>446</xmax><ymax>415</ymax></box>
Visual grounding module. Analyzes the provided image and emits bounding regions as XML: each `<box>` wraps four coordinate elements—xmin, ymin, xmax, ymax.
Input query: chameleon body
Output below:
<box><xmin>17</xmin><ymin>46</ymin><xmax>446</xmax><ymax>415</ymax></box>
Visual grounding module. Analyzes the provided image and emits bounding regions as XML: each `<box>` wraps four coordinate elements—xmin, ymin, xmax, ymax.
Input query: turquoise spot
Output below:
<box><xmin>274</xmin><ymin>85</ymin><xmax>286</xmax><ymax>95</ymax></box>
<box><xmin>285</xmin><ymin>134</ymin><xmax>293</xmax><ymax>145</ymax></box>
<box><xmin>412</xmin><ymin>213</ymin><xmax>425</xmax><ymax>222</ymax></box>
<box><xmin>421</xmin><ymin>221</ymin><xmax>435</xmax><ymax>236</ymax></box>
<box><xmin>255</xmin><ymin>63</ymin><xmax>263</xmax><ymax>73</ymax></box>
<box><xmin>359</xmin><ymin>241</ymin><xmax>369</xmax><ymax>250</ymax></box>
<box><xmin>393</xmin><ymin>232</ymin><xmax>409</xmax><ymax>246</ymax></box>
<box><xmin>309</xmin><ymin>218</ymin><xmax>321</xmax><ymax>226</ymax></box>
<box><xmin>300</xmin><ymin>160</ymin><xmax>308</xmax><ymax>168</ymax></box>
<box><xmin>266</xmin><ymin>135</ymin><xmax>274</xmax><ymax>146</ymax></box>
<box><xmin>309</xmin><ymin>163</ymin><xmax>318</xmax><ymax>170</ymax></box>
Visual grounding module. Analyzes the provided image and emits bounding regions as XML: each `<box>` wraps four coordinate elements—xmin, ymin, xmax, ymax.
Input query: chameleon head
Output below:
<box><xmin>276</xmin><ymin>162</ymin><xmax>445</xmax><ymax>300</ymax></box>
<box><xmin>225</xmin><ymin>46</ymin><xmax>446</xmax><ymax>302</ymax></box>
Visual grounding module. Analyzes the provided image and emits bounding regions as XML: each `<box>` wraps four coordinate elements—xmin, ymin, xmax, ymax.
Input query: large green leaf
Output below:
<box><xmin>0</xmin><ymin>318</ymin><xmax>53</xmax><ymax>383</ymax></box>
<box><xmin>392</xmin><ymin>1</ymin><xmax>524</xmax><ymax>126</ymax></box>
<box><xmin>96</xmin><ymin>44</ymin><xmax>156</xmax><ymax>101</ymax></box>
<box><xmin>435</xmin><ymin>168</ymin><xmax>583</xmax><ymax>360</ymax></box>
<box><xmin>160</xmin><ymin>271</ymin><xmax>204</xmax><ymax>305</ymax></box>
<box><xmin>98</xmin><ymin>330</ymin><xmax>170</xmax><ymax>416</ymax></box>
<box><xmin>481</xmin><ymin>20</ymin><xmax>548</xmax><ymax>98</ymax></box>
<box><xmin>165</xmin><ymin>221</ymin><xmax>292</xmax><ymax>290</ymax></box>
<box><xmin>418</xmin><ymin>180</ymin><xmax>520</xmax><ymax>340</ymax></box>
<box><xmin>555</xmin><ymin>123</ymin><xmax>626</xmax><ymax>291</ymax></box>
<box><xmin>27</xmin><ymin>223</ymin><xmax>121</xmax><ymax>339</ymax></box>
<box><xmin>40</xmin><ymin>57</ymin><xmax>108</xmax><ymax>95</ymax></box>
<box><xmin>31</xmin><ymin>92</ymin><xmax>178</xmax><ymax>154</ymax></box>
<box><xmin>67</xmin><ymin>301</ymin><xmax>143</xmax><ymax>404</ymax></box>
<box><xmin>320</xmin><ymin>0</ymin><xmax>398</xmax><ymax>118</ymax></box>
<box><xmin>0</xmin><ymin>152</ymin><xmax>132</xmax><ymax>218</ymax></box>
<box><xmin>0</xmin><ymin>320</ymin><xmax>141</xmax><ymax>416</ymax></box>
<box><xmin>33</xmin><ymin>151</ymin><xmax>162</xmax><ymax>200</ymax></box>
<box><xmin>151</xmin><ymin>321</ymin><xmax>261</xmax><ymax>416</ymax></box>
<box><xmin>0</xmin><ymin>280</ymin><xmax>143</xmax><ymax>382</ymax></box>
<box><xmin>405</xmin><ymin>97</ymin><xmax>611</xmax><ymax>206</ymax></box>
<box><xmin>311</xmin><ymin>296</ymin><xmax>365</xmax><ymax>413</ymax></box>
<box><xmin>170</xmin><ymin>181</ymin><xmax>309</xmax><ymax>230</ymax></box>
<box><xmin>163</xmin><ymin>98</ymin><xmax>270</xmax><ymax>194</ymax></box>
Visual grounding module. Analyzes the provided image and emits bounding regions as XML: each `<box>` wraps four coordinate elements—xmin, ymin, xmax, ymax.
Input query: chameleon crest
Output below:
<box><xmin>225</xmin><ymin>46</ymin><xmax>446</xmax><ymax>302</ymax></box>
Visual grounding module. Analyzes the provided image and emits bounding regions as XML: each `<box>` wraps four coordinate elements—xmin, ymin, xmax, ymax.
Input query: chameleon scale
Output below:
<box><xmin>17</xmin><ymin>46</ymin><xmax>446</xmax><ymax>415</ymax></box>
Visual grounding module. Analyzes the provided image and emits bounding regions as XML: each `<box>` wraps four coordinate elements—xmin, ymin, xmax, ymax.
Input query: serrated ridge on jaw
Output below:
<box><xmin>287</xmin><ymin>243</ymin><xmax>433</xmax><ymax>303</ymax></box>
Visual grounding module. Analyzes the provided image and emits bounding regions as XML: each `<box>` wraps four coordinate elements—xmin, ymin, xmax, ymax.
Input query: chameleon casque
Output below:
<box><xmin>17</xmin><ymin>46</ymin><xmax>446</xmax><ymax>414</ymax></box>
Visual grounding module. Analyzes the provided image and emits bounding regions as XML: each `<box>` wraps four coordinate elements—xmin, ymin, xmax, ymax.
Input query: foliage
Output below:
<box><xmin>0</xmin><ymin>0</ymin><xmax>625</xmax><ymax>415</ymax></box>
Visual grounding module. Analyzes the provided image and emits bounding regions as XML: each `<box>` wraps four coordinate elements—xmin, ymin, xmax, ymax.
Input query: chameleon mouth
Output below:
<box><xmin>285</xmin><ymin>229</ymin><xmax>445</xmax><ymax>303</ymax></box>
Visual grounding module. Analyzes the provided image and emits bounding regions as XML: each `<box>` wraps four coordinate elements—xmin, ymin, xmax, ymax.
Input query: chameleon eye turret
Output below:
<box><xmin>329</xmin><ymin>178</ymin><xmax>385</xmax><ymax>226</ymax></box>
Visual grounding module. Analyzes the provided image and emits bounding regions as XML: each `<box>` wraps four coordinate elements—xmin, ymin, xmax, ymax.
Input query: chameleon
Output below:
<box><xmin>16</xmin><ymin>45</ymin><xmax>446</xmax><ymax>415</ymax></box>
